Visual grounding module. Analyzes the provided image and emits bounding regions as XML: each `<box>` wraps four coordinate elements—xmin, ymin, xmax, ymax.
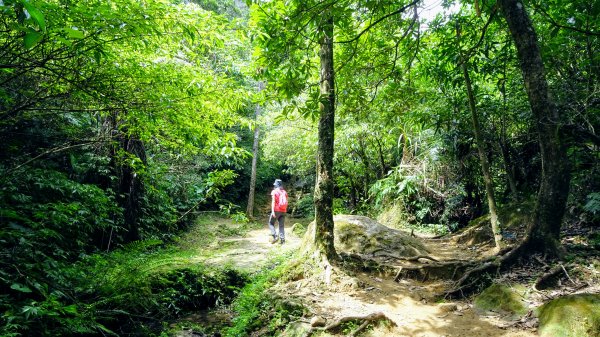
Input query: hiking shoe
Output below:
<box><xmin>280</xmin><ymin>238</ymin><xmax>285</xmax><ymax>245</ymax></box>
<box><xmin>270</xmin><ymin>235</ymin><xmax>278</xmax><ymax>244</ymax></box>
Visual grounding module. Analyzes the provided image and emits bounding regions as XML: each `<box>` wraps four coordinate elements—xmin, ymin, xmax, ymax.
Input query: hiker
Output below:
<box><xmin>269</xmin><ymin>179</ymin><xmax>288</xmax><ymax>244</ymax></box>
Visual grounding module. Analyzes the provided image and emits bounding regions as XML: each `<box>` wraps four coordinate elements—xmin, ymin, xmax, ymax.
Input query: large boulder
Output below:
<box><xmin>537</xmin><ymin>293</ymin><xmax>600</xmax><ymax>337</ymax></box>
<box><xmin>332</xmin><ymin>215</ymin><xmax>429</xmax><ymax>257</ymax></box>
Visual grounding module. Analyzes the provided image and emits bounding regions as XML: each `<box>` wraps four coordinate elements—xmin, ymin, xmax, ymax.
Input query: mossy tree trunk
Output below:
<box><xmin>313</xmin><ymin>7</ymin><xmax>337</xmax><ymax>262</ymax></box>
<box><xmin>498</xmin><ymin>0</ymin><xmax>570</xmax><ymax>257</ymax></box>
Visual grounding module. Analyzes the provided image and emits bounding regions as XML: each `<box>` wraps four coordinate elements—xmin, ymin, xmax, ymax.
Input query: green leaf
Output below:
<box><xmin>64</xmin><ymin>27</ymin><xmax>84</xmax><ymax>39</ymax></box>
<box><xmin>11</xmin><ymin>283</ymin><xmax>33</xmax><ymax>293</ymax></box>
<box><xmin>23</xmin><ymin>30</ymin><xmax>43</xmax><ymax>49</ymax></box>
<box><xmin>93</xmin><ymin>49</ymin><xmax>102</xmax><ymax>63</ymax></box>
<box><xmin>22</xmin><ymin>305</ymin><xmax>39</xmax><ymax>319</ymax></box>
<box><xmin>62</xmin><ymin>304</ymin><xmax>78</xmax><ymax>315</ymax></box>
<box><xmin>22</xmin><ymin>1</ymin><xmax>46</xmax><ymax>32</ymax></box>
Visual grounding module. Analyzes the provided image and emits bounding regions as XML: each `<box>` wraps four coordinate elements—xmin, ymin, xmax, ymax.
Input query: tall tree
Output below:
<box><xmin>498</xmin><ymin>0</ymin><xmax>570</xmax><ymax>256</ymax></box>
<box><xmin>313</xmin><ymin>7</ymin><xmax>337</xmax><ymax>261</ymax></box>
<box><xmin>251</xmin><ymin>0</ymin><xmax>419</xmax><ymax>260</ymax></box>
<box><xmin>246</xmin><ymin>82</ymin><xmax>265</xmax><ymax>219</ymax></box>
<box><xmin>457</xmin><ymin>23</ymin><xmax>503</xmax><ymax>250</ymax></box>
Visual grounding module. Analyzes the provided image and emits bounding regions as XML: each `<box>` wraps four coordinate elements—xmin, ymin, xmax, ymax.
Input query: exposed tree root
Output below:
<box><xmin>533</xmin><ymin>265</ymin><xmax>563</xmax><ymax>291</ymax></box>
<box><xmin>445</xmin><ymin>240</ymin><xmax>528</xmax><ymax>298</ymax></box>
<box><xmin>373</xmin><ymin>251</ymin><xmax>440</xmax><ymax>262</ymax></box>
<box><xmin>532</xmin><ymin>263</ymin><xmax>576</xmax><ymax>291</ymax></box>
<box><xmin>339</xmin><ymin>251</ymin><xmax>474</xmax><ymax>282</ymax></box>
<box><xmin>305</xmin><ymin>312</ymin><xmax>396</xmax><ymax>337</ymax></box>
<box><xmin>394</xmin><ymin>260</ymin><xmax>474</xmax><ymax>282</ymax></box>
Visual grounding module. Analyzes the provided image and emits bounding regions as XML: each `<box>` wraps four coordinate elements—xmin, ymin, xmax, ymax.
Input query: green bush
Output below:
<box><xmin>0</xmin><ymin>238</ymin><xmax>249</xmax><ymax>336</ymax></box>
<box><xmin>293</xmin><ymin>193</ymin><xmax>315</xmax><ymax>218</ymax></box>
<box><xmin>151</xmin><ymin>267</ymin><xmax>249</xmax><ymax>317</ymax></box>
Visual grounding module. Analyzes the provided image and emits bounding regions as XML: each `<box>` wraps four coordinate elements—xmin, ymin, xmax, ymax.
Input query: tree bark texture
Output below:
<box><xmin>498</xmin><ymin>0</ymin><xmax>570</xmax><ymax>256</ymax></box>
<box><xmin>461</xmin><ymin>60</ymin><xmax>503</xmax><ymax>250</ymax></box>
<box><xmin>246</xmin><ymin>82</ymin><xmax>264</xmax><ymax>219</ymax></box>
<box><xmin>313</xmin><ymin>8</ymin><xmax>337</xmax><ymax>261</ymax></box>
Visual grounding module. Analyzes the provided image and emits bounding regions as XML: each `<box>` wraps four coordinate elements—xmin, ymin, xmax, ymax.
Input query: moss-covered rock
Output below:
<box><xmin>280</xmin><ymin>322</ymin><xmax>312</xmax><ymax>337</ymax></box>
<box><xmin>291</xmin><ymin>222</ymin><xmax>307</xmax><ymax>236</ymax></box>
<box><xmin>453</xmin><ymin>202</ymin><xmax>533</xmax><ymax>245</ymax></box>
<box><xmin>452</xmin><ymin>215</ymin><xmax>494</xmax><ymax>245</ymax></box>
<box><xmin>333</xmin><ymin>215</ymin><xmax>429</xmax><ymax>257</ymax></box>
<box><xmin>537</xmin><ymin>293</ymin><xmax>600</xmax><ymax>337</ymax></box>
<box><xmin>473</xmin><ymin>284</ymin><xmax>528</xmax><ymax>318</ymax></box>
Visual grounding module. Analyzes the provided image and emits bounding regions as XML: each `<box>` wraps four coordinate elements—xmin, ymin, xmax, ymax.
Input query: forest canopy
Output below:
<box><xmin>0</xmin><ymin>0</ymin><xmax>598</xmax><ymax>335</ymax></box>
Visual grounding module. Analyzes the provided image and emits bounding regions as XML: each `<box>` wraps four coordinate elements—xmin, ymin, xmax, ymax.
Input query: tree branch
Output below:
<box><xmin>335</xmin><ymin>0</ymin><xmax>420</xmax><ymax>44</ymax></box>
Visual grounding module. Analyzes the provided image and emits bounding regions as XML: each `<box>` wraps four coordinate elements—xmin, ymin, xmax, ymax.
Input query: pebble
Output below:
<box><xmin>310</xmin><ymin>316</ymin><xmax>327</xmax><ymax>327</ymax></box>
<box><xmin>438</xmin><ymin>303</ymin><xmax>458</xmax><ymax>313</ymax></box>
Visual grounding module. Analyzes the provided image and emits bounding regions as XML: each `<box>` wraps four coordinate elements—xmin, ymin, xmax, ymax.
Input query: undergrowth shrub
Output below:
<box><xmin>225</xmin><ymin>252</ymin><xmax>305</xmax><ymax>337</ymax></box>
<box><xmin>77</xmin><ymin>242</ymin><xmax>249</xmax><ymax>335</ymax></box>
<box><xmin>1</xmin><ymin>239</ymin><xmax>248</xmax><ymax>336</ymax></box>
<box><xmin>292</xmin><ymin>193</ymin><xmax>315</xmax><ymax>218</ymax></box>
<box><xmin>151</xmin><ymin>267</ymin><xmax>248</xmax><ymax>317</ymax></box>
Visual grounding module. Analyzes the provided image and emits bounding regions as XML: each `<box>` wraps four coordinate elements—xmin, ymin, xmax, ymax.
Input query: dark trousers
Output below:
<box><xmin>269</xmin><ymin>212</ymin><xmax>286</xmax><ymax>239</ymax></box>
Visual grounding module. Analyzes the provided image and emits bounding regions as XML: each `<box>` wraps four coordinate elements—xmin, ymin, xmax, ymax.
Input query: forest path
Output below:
<box><xmin>183</xmin><ymin>214</ymin><xmax>304</xmax><ymax>272</ymax></box>
<box><xmin>181</xmin><ymin>215</ymin><xmax>536</xmax><ymax>337</ymax></box>
<box><xmin>280</xmin><ymin>230</ymin><xmax>536</xmax><ymax>337</ymax></box>
<box><xmin>194</xmin><ymin>223</ymin><xmax>303</xmax><ymax>271</ymax></box>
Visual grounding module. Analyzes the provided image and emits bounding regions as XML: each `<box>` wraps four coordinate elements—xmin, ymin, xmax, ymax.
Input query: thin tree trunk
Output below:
<box><xmin>119</xmin><ymin>135</ymin><xmax>146</xmax><ymax>242</ymax></box>
<box><xmin>499</xmin><ymin>68</ymin><xmax>519</xmax><ymax>199</ymax></box>
<box><xmin>499</xmin><ymin>139</ymin><xmax>519</xmax><ymax>198</ymax></box>
<box><xmin>458</xmin><ymin>25</ymin><xmax>503</xmax><ymax>250</ymax></box>
<box><xmin>313</xmin><ymin>8</ymin><xmax>337</xmax><ymax>261</ymax></box>
<box><xmin>246</xmin><ymin>82</ymin><xmax>264</xmax><ymax>219</ymax></box>
<box><xmin>498</xmin><ymin>0</ymin><xmax>570</xmax><ymax>257</ymax></box>
<box><xmin>374</xmin><ymin>136</ymin><xmax>387</xmax><ymax>178</ymax></box>
<box><xmin>107</xmin><ymin>111</ymin><xmax>145</xmax><ymax>243</ymax></box>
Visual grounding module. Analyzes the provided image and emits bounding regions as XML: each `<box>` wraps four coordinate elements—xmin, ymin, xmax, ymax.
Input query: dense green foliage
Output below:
<box><xmin>0</xmin><ymin>0</ymin><xmax>598</xmax><ymax>335</ymax></box>
<box><xmin>0</xmin><ymin>0</ymin><xmax>256</xmax><ymax>334</ymax></box>
<box><xmin>255</xmin><ymin>0</ymin><xmax>599</xmax><ymax>230</ymax></box>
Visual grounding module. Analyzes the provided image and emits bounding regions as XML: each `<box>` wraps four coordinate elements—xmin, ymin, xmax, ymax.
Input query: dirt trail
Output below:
<box><xmin>197</xmin><ymin>226</ymin><xmax>303</xmax><ymax>271</ymax></box>
<box><xmin>190</xmin><ymin>217</ymin><xmax>535</xmax><ymax>336</ymax></box>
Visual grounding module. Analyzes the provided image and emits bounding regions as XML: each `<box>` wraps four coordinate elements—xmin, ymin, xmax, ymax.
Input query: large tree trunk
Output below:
<box><xmin>313</xmin><ymin>8</ymin><xmax>337</xmax><ymax>261</ymax></box>
<box><xmin>498</xmin><ymin>0</ymin><xmax>570</xmax><ymax>257</ymax></box>
<box><xmin>246</xmin><ymin>82</ymin><xmax>264</xmax><ymax>219</ymax></box>
<box><xmin>460</xmin><ymin>57</ymin><xmax>503</xmax><ymax>250</ymax></box>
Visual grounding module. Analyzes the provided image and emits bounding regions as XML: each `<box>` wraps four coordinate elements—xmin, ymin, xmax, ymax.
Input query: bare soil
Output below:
<box><xmin>187</xmin><ymin>215</ymin><xmax>537</xmax><ymax>336</ymax></box>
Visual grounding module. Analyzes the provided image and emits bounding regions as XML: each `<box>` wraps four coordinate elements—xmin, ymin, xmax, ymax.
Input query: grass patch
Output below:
<box><xmin>176</xmin><ymin>214</ymin><xmax>264</xmax><ymax>254</ymax></box>
<box><xmin>224</xmin><ymin>252</ymin><xmax>307</xmax><ymax>337</ymax></box>
<box><xmin>75</xmin><ymin>241</ymin><xmax>248</xmax><ymax>334</ymax></box>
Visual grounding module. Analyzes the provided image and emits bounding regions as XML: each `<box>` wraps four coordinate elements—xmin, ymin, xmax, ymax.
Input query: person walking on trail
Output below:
<box><xmin>269</xmin><ymin>179</ymin><xmax>288</xmax><ymax>244</ymax></box>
